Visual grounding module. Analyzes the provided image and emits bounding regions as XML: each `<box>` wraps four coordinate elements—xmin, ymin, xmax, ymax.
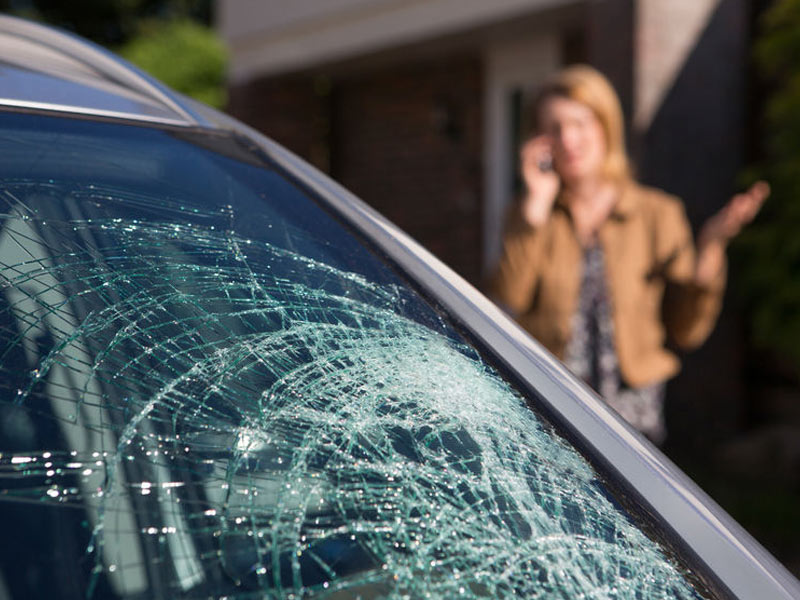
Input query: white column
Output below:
<box><xmin>482</xmin><ymin>34</ymin><xmax>559</xmax><ymax>275</ymax></box>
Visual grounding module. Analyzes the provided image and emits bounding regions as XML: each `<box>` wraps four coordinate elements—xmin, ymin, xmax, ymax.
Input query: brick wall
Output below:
<box><xmin>227</xmin><ymin>55</ymin><xmax>484</xmax><ymax>286</ymax></box>
<box><xmin>227</xmin><ymin>75</ymin><xmax>332</xmax><ymax>172</ymax></box>
<box><xmin>331</xmin><ymin>56</ymin><xmax>483</xmax><ymax>285</ymax></box>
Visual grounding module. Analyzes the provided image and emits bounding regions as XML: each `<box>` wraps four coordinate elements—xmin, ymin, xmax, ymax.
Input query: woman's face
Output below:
<box><xmin>537</xmin><ymin>95</ymin><xmax>607</xmax><ymax>184</ymax></box>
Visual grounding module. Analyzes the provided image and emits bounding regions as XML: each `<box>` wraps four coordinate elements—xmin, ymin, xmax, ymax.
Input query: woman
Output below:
<box><xmin>490</xmin><ymin>64</ymin><xmax>768</xmax><ymax>443</ymax></box>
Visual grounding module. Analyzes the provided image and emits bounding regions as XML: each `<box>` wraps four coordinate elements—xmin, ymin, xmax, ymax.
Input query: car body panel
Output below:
<box><xmin>247</xmin><ymin>121</ymin><xmax>800</xmax><ymax>599</ymax></box>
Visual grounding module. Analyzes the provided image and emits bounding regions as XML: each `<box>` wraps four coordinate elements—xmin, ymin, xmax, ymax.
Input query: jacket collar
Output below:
<box><xmin>553</xmin><ymin>180</ymin><xmax>639</xmax><ymax>220</ymax></box>
<box><xmin>610</xmin><ymin>181</ymin><xmax>639</xmax><ymax>219</ymax></box>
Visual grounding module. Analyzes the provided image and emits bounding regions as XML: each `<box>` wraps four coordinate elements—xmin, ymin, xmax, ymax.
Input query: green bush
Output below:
<box><xmin>6</xmin><ymin>2</ymin><xmax>227</xmax><ymax>110</ymax></box>
<box><xmin>119</xmin><ymin>19</ymin><xmax>227</xmax><ymax>109</ymax></box>
<box><xmin>733</xmin><ymin>0</ymin><xmax>800</xmax><ymax>370</ymax></box>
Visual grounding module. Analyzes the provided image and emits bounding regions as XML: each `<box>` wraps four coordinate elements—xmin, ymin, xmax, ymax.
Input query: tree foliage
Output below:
<box><xmin>4</xmin><ymin>0</ymin><xmax>226</xmax><ymax>108</ymax></box>
<box><xmin>732</xmin><ymin>0</ymin><xmax>800</xmax><ymax>370</ymax></box>
<box><xmin>119</xmin><ymin>19</ymin><xmax>227</xmax><ymax>108</ymax></box>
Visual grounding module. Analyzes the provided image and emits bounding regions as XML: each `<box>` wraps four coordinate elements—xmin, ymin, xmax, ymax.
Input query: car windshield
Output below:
<box><xmin>0</xmin><ymin>112</ymin><xmax>710</xmax><ymax>599</ymax></box>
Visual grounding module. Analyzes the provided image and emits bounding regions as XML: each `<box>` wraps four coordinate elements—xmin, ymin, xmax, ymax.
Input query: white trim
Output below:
<box><xmin>219</xmin><ymin>0</ymin><xmax>572</xmax><ymax>83</ymax></box>
<box><xmin>482</xmin><ymin>34</ymin><xmax>559</xmax><ymax>275</ymax></box>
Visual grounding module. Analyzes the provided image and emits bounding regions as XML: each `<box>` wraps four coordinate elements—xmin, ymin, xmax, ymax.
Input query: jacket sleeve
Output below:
<box><xmin>487</xmin><ymin>202</ymin><xmax>546</xmax><ymax>317</ymax></box>
<box><xmin>658</xmin><ymin>198</ymin><xmax>727</xmax><ymax>350</ymax></box>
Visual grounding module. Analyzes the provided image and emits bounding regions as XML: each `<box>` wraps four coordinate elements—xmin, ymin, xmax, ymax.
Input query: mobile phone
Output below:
<box><xmin>538</xmin><ymin>155</ymin><xmax>553</xmax><ymax>172</ymax></box>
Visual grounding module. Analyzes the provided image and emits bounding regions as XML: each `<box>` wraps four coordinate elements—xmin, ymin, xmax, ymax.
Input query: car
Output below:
<box><xmin>0</xmin><ymin>13</ymin><xmax>797</xmax><ymax>600</ymax></box>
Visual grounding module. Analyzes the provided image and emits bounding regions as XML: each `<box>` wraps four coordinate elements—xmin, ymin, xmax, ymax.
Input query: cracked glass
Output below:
<box><xmin>0</xmin><ymin>112</ymin><xmax>711</xmax><ymax>599</ymax></box>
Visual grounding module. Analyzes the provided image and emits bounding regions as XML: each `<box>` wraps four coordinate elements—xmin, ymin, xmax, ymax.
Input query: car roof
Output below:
<box><xmin>0</xmin><ymin>13</ymin><xmax>209</xmax><ymax>127</ymax></box>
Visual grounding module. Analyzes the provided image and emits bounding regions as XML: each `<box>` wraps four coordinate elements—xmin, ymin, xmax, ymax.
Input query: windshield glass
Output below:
<box><xmin>0</xmin><ymin>112</ymin><xmax>710</xmax><ymax>599</ymax></box>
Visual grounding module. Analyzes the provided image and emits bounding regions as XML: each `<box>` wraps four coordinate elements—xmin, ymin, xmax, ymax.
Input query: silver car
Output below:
<box><xmin>0</xmin><ymin>14</ymin><xmax>797</xmax><ymax>600</ymax></box>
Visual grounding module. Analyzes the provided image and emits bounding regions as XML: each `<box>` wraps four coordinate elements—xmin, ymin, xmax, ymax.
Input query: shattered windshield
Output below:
<box><xmin>0</xmin><ymin>112</ymin><xmax>710</xmax><ymax>599</ymax></box>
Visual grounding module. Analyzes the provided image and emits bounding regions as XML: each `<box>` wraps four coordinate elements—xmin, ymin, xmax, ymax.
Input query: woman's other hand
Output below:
<box><xmin>695</xmin><ymin>180</ymin><xmax>770</xmax><ymax>286</ymax></box>
<box><xmin>702</xmin><ymin>180</ymin><xmax>770</xmax><ymax>243</ymax></box>
<box><xmin>519</xmin><ymin>135</ymin><xmax>561</xmax><ymax>227</ymax></box>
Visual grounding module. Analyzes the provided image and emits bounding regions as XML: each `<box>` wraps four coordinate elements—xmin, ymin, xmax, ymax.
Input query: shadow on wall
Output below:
<box><xmin>640</xmin><ymin>0</ymin><xmax>747</xmax><ymax>452</ymax></box>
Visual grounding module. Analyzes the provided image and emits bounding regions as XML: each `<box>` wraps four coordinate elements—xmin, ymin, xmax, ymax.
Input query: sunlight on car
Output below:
<box><xmin>0</xmin><ymin>114</ymin><xmax>707</xmax><ymax>598</ymax></box>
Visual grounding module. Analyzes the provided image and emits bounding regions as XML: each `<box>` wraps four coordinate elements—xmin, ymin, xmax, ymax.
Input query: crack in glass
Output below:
<box><xmin>0</xmin><ymin>118</ymin><xmax>708</xmax><ymax>599</ymax></box>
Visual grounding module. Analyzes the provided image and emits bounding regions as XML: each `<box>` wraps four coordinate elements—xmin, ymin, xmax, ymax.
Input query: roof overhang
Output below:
<box><xmin>219</xmin><ymin>0</ymin><xmax>576</xmax><ymax>84</ymax></box>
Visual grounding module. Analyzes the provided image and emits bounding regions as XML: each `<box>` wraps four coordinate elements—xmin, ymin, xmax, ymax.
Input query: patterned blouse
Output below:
<box><xmin>563</xmin><ymin>242</ymin><xmax>667</xmax><ymax>444</ymax></box>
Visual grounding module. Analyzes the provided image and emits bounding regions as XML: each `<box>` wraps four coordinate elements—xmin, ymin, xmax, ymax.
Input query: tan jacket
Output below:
<box><xmin>489</xmin><ymin>182</ymin><xmax>726</xmax><ymax>388</ymax></box>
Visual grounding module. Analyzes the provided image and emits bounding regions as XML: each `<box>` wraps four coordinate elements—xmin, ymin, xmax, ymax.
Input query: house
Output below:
<box><xmin>217</xmin><ymin>0</ymin><xmax>760</xmax><ymax>450</ymax></box>
<box><xmin>218</xmin><ymin>0</ymin><xmax>752</xmax><ymax>284</ymax></box>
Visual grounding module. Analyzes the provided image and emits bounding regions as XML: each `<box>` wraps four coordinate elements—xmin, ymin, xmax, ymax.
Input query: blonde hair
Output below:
<box><xmin>533</xmin><ymin>64</ymin><xmax>632</xmax><ymax>183</ymax></box>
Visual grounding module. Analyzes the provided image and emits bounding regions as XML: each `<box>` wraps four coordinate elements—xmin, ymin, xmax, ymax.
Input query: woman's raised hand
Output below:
<box><xmin>519</xmin><ymin>135</ymin><xmax>561</xmax><ymax>227</ymax></box>
<box><xmin>701</xmin><ymin>180</ymin><xmax>770</xmax><ymax>244</ymax></box>
<box><xmin>695</xmin><ymin>180</ymin><xmax>770</xmax><ymax>286</ymax></box>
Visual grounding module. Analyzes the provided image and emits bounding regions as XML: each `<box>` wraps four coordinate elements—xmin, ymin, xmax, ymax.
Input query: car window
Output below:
<box><xmin>0</xmin><ymin>112</ymin><xmax>710</xmax><ymax>599</ymax></box>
